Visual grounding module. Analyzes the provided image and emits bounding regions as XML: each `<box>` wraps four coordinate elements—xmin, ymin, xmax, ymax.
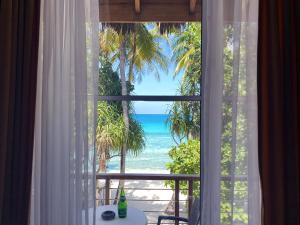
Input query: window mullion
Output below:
<box><xmin>98</xmin><ymin>95</ymin><xmax>201</xmax><ymax>102</ymax></box>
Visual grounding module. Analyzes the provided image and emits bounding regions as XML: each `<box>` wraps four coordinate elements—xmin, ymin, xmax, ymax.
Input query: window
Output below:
<box><xmin>98</xmin><ymin>22</ymin><xmax>201</xmax><ymax>174</ymax></box>
<box><xmin>97</xmin><ymin>22</ymin><xmax>201</xmax><ymax>223</ymax></box>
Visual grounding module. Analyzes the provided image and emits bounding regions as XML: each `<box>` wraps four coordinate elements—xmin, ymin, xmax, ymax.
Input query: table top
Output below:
<box><xmin>97</xmin><ymin>205</ymin><xmax>147</xmax><ymax>225</ymax></box>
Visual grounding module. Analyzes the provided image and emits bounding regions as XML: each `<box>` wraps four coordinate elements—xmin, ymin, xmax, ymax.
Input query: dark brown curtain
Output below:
<box><xmin>258</xmin><ymin>0</ymin><xmax>300</xmax><ymax>225</ymax></box>
<box><xmin>0</xmin><ymin>0</ymin><xmax>40</xmax><ymax>224</ymax></box>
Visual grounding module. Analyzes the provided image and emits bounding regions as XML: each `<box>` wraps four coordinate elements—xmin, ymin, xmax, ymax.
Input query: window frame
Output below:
<box><xmin>98</xmin><ymin>95</ymin><xmax>201</xmax><ymax>102</ymax></box>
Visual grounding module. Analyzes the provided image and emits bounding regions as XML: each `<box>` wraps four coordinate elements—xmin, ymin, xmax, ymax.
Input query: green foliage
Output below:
<box><xmin>165</xmin><ymin>23</ymin><xmax>249</xmax><ymax>224</ymax></box>
<box><xmin>167</xmin><ymin>23</ymin><xmax>201</xmax><ymax>142</ymax></box>
<box><xmin>166</xmin><ymin>101</ymin><xmax>200</xmax><ymax>142</ymax></box>
<box><xmin>96</xmin><ymin>57</ymin><xmax>145</xmax><ymax>166</ymax></box>
<box><xmin>165</xmin><ymin>140</ymin><xmax>200</xmax><ymax>197</ymax></box>
<box><xmin>96</xmin><ymin>102</ymin><xmax>124</xmax><ymax>153</ymax></box>
<box><xmin>96</xmin><ymin>102</ymin><xmax>145</xmax><ymax>156</ymax></box>
<box><xmin>99</xmin><ymin>56</ymin><xmax>121</xmax><ymax>96</ymax></box>
<box><xmin>217</xmin><ymin>25</ymin><xmax>249</xmax><ymax>224</ymax></box>
<box><xmin>96</xmin><ymin>100</ymin><xmax>145</xmax><ymax>175</ymax></box>
<box><xmin>98</xmin><ymin>56</ymin><xmax>134</xmax><ymax>98</ymax></box>
<box><xmin>172</xmin><ymin>23</ymin><xmax>201</xmax><ymax>87</ymax></box>
<box><xmin>127</xmin><ymin>24</ymin><xmax>169</xmax><ymax>83</ymax></box>
<box><xmin>100</xmin><ymin>23</ymin><xmax>168</xmax><ymax>84</ymax></box>
<box><xmin>127</xmin><ymin>116</ymin><xmax>145</xmax><ymax>156</ymax></box>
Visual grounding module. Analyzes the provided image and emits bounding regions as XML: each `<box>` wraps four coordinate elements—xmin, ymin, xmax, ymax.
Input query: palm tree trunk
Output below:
<box><xmin>128</xmin><ymin>29</ymin><xmax>137</xmax><ymax>81</ymax></box>
<box><xmin>120</xmin><ymin>36</ymin><xmax>129</xmax><ymax>180</ymax></box>
<box><xmin>96</xmin><ymin>146</ymin><xmax>107</xmax><ymax>206</ymax></box>
<box><xmin>113</xmin><ymin>37</ymin><xmax>129</xmax><ymax>205</ymax></box>
<box><xmin>99</xmin><ymin>148</ymin><xmax>107</xmax><ymax>172</ymax></box>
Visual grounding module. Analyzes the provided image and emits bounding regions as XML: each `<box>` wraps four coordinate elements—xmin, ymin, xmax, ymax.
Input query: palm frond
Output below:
<box><xmin>157</xmin><ymin>23</ymin><xmax>185</xmax><ymax>34</ymax></box>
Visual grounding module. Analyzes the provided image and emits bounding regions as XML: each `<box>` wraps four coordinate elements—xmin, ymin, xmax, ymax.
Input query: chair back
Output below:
<box><xmin>189</xmin><ymin>198</ymin><xmax>200</xmax><ymax>225</ymax></box>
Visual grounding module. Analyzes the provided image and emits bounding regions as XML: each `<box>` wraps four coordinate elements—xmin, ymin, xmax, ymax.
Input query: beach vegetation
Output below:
<box><xmin>167</xmin><ymin>23</ymin><xmax>201</xmax><ymax>143</ymax></box>
<box><xmin>96</xmin><ymin>102</ymin><xmax>145</xmax><ymax>171</ymax></box>
<box><xmin>96</xmin><ymin>56</ymin><xmax>145</xmax><ymax>173</ymax></box>
<box><xmin>164</xmin><ymin>23</ymin><xmax>249</xmax><ymax>224</ymax></box>
<box><xmin>98</xmin><ymin>21</ymin><xmax>249</xmax><ymax>224</ymax></box>
<box><xmin>99</xmin><ymin>25</ymin><xmax>168</xmax><ymax>203</ymax></box>
<box><xmin>165</xmin><ymin>140</ymin><xmax>200</xmax><ymax>197</ymax></box>
<box><xmin>99</xmin><ymin>23</ymin><xmax>168</xmax><ymax>178</ymax></box>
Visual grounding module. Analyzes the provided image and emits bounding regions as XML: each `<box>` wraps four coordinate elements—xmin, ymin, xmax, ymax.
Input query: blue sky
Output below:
<box><xmin>133</xmin><ymin>80</ymin><xmax>180</xmax><ymax>114</ymax></box>
<box><xmin>133</xmin><ymin>67</ymin><xmax>183</xmax><ymax>114</ymax></box>
<box><xmin>109</xmin><ymin>30</ymin><xmax>184</xmax><ymax>114</ymax></box>
<box><xmin>132</xmin><ymin>36</ymin><xmax>183</xmax><ymax>114</ymax></box>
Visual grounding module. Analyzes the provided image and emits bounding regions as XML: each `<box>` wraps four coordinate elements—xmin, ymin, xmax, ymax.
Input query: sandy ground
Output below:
<box><xmin>97</xmin><ymin>171</ymin><xmax>189</xmax><ymax>224</ymax></box>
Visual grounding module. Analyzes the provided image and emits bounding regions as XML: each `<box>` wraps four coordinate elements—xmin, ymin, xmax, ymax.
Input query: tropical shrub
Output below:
<box><xmin>165</xmin><ymin>140</ymin><xmax>200</xmax><ymax>197</ymax></box>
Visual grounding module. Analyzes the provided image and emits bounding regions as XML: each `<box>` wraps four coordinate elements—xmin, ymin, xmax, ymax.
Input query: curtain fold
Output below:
<box><xmin>30</xmin><ymin>0</ymin><xmax>99</xmax><ymax>224</ymax></box>
<box><xmin>258</xmin><ymin>1</ymin><xmax>300</xmax><ymax>224</ymax></box>
<box><xmin>0</xmin><ymin>0</ymin><xmax>40</xmax><ymax>224</ymax></box>
<box><xmin>201</xmin><ymin>0</ymin><xmax>261</xmax><ymax>224</ymax></box>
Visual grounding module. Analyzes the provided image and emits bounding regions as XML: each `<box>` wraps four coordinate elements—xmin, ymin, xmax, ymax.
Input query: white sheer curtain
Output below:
<box><xmin>201</xmin><ymin>0</ymin><xmax>261</xmax><ymax>225</ymax></box>
<box><xmin>30</xmin><ymin>0</ymin><xmax>99</xmax><ymax>224</ymax></box>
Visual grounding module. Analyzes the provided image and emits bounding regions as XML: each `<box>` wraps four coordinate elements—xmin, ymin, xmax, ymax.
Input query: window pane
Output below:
<box><xmin>96</xmin><ymin>101</ymin><xmax>200</xmax><ymax>174</ymax></box>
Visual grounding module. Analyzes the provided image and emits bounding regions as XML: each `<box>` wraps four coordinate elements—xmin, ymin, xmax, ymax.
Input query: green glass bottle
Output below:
<box><xmin>118</xmin><ymin>187</ymin><xmax>127</xmax><ymax>218</ymax></box>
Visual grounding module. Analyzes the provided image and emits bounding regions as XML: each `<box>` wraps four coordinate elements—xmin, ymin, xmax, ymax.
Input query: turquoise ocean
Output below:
<box><xmin>107</xmin><ymin>114</ymin><xmax>176</xmax><ymax>173</ymax></box>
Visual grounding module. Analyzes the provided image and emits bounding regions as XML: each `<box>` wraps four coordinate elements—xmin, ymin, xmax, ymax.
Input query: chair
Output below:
<box><xmin>157</xmin><ymin>198</ymin><xmax>200</xmax><ymax>225</ymax></box>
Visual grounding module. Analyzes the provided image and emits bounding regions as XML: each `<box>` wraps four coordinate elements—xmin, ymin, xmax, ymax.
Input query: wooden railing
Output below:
<box><xmin>96</xmin><ymin>173</ymin><xmax>200</xmax><ymax>225</ymax></box>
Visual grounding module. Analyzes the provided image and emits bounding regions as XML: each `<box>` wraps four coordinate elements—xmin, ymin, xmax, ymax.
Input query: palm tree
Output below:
<box><xmin>100</xmin><ymin>24</ymin><xmax>168</xmax><ymax>177</ymax></box>
<box><xmin>96</xmin><ymin>102</ymin><xmax>145</xmax><ymax>173</ymax></box>
<box><xmin>171</xmin><ymin>23</ymin><xmax>201</xmax><ymax>82</ymax></box>
<box><xmin>96</xmin><ymin>102</ymin><xmax>123</xmax><ymax>173</ymax></box>
<box><xmin>96</xmin><ymin>101</ymin><xmax>145</xmax><ymax>205</ymax></box>
<box><xmin>97</xmin><ymin>56</ymin><xmax>143</xmax><ymax>173</ymax></box>
<box><xmin>167</xmin><ymin>23</ymin><xmax>201</xmax><ymax>141</ymax></box>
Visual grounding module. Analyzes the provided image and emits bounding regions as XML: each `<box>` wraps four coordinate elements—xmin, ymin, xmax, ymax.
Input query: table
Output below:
<box><xmin>97</xmin><ymin>205</ymin><xmax>147</xmax><ymax>225</ymax></box>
